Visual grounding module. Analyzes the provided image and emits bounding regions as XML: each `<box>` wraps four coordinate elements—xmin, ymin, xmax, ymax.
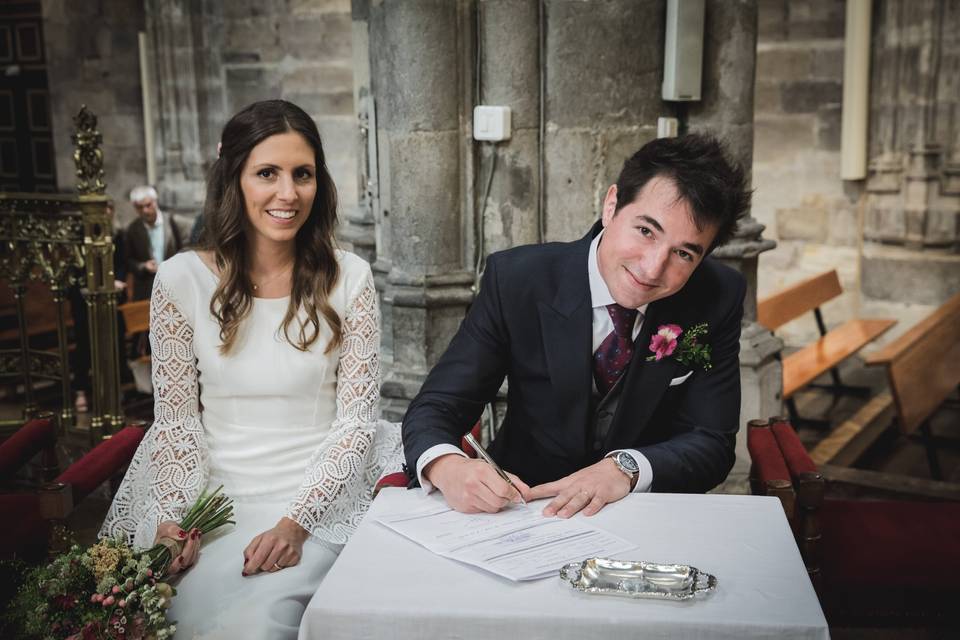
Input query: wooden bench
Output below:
<box><xmin>758</xmin><ymin>269</ymin><xmax>896</xmax><ymax>427</ymax></box>
<box><xmin>0</xmin><ymin>280</ymin><xmax>75</xmax><ymax>345</ymax></box>
<box><xmin>863</xmin><ymin>291</ymin><xmax>960</xmax><ymax>480</ymax></box>
<box><xmin>118</xmin><ymin>299</ymin><xmax>150</xmax><ymax>339</ymax></box>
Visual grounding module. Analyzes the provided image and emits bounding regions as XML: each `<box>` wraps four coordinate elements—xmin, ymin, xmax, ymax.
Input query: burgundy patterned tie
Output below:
<box><xmin>593</xmin><ymin>303</ymin><xmax>640</xmax><ymax>396</ymax></box>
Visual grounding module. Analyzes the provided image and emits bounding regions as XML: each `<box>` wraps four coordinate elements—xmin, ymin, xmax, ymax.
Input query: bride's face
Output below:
<box><xmin>240</xmin><ymin>131</ymin><xmax>317</xmax><ymax>248</ymax></box>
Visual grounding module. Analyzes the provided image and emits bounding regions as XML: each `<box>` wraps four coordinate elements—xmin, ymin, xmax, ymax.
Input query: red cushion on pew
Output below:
<box><xmin>375</xmin><ymin>472</ymin><xmax>408</xmax><ymax>492</ymax></box>
<box><xmin>747</xmin><ymin>426</ymin><xmax>790</xmax><ymax>486</ymax></box>
<box><xmin>0</xmin><ymin>493</ymin><xmax>47</xmax><ymax>559</ymax></box>
<box><xmin>0</xmin><ymin>417</ymin><xmax>55</xmax><ymax>477</ymax></box>
<box><xmin>56</xmin><ymin>426</ymin><xmax>145</xmax><ymax>504</ymax></box>
<box><xmin>820</xmin><ymin>499</ymin><xmax>960</xmax><ymax>588</ymax></box>
<box><xmin>460</xmin><ymin>422</ymin><xmax>483</xmax><ymax>458</ymax></box>
<box><xmin>770</xmin><ymin>421</ymin><xmax>818</xmax><ymax>477</ymax></box>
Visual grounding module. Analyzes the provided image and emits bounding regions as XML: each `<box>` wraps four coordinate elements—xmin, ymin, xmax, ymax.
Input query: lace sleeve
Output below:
<box><xmin>99</xmin><ymin>277</ymin><xmax>209</xmax><ymax>548</ymax></box>
<box><xmin>285</xmin><ymin>271</ymin><xmax>401</xmax><ymax>544</ymax></box>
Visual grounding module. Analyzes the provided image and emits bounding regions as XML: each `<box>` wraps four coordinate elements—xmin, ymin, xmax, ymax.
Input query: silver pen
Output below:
<box><xmin>463</xmin><ymin>433</ymin><xmax>527</xmax><ymax>505</ymax></box>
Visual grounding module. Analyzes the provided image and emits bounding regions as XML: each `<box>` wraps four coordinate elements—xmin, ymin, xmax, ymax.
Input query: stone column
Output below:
<box><xmin>476</xmin><ymin>0</ymin><xmax>541</xmax><ymax>253</ymax></box>
<box><xmin>344</xmin><ymin>0</ymin><xmax>378</xmax><ymax>265</ymax></box>
<box><xmin>144</xmin><ymin>0</ymin><xmax>209</xmax><ymax>212</ymax></box>
<box><xmin>687</xmin><ymin>0</ymin><xmax>779</xmax><ymax>492</ymax></box>
<box><xmin>861</xmin><ymin>0</ymin><xmax>960</xmax><ymax>310</ymax></box>
<box><xmin>542</xmin><ymin>0</ymin><xmax>664</xmax><ymax>240</ymax></box>
<box><xmin>364</xmin><ymin>0</ymin><xmax>476</xmax><ymax>419</ymax></box>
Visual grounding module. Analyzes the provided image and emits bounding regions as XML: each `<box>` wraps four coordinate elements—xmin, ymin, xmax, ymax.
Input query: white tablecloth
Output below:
<box><xmin>300</xmin><ymin>490</ymin><xmax>829</xmax><ymax>640</ymax></box>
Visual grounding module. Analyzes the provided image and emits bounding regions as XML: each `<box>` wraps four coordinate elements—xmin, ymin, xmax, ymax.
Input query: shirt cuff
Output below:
<box><xmin>416</xmin><ymin>444</ymin><xmax>468</xmax><ymax>493</ymax></box>
<box><xmin>610</xmin><ymin>449</ymin><xmax>654</xmax><ymax>493</ymax></box>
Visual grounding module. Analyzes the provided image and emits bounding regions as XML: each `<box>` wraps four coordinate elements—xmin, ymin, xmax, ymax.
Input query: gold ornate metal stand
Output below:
<box><xmin>0</xmin><ymin>106</ymin><xmax>122</xmax><ymax>442</ymax></box>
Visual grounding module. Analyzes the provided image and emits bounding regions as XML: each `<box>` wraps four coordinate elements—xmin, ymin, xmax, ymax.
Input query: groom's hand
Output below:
<box><xmin>426</xmin><ymin>454</ymin><xmax>530</xmax><ymax>514</ymax></box>
<box><xmin>528</xmin><ymin>458</ymin><xmax>630</xmax><ymax>518</ymax></box>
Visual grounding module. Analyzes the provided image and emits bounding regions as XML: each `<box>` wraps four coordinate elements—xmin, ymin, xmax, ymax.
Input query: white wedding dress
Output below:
<box><xmin>100</xmin><ymin>250</ymin><xmax>403</xmax><ymax>639</ymax></box>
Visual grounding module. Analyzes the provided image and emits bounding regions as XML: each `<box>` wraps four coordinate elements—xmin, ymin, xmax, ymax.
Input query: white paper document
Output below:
<box><xmin>375</xmin><ymin>491</ymin><xmax>636</xmax><ymax>581</ymax></box>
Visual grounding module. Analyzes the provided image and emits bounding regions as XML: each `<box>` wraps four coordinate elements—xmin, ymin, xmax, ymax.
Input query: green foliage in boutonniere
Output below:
<box><xmin>647</xmin><ymin>322</ymin><xmax>712</xmax><ymax>371</ymax></box>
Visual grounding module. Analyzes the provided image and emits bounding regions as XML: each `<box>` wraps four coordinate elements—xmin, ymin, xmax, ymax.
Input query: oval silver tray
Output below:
<box><xmin>559</xmin><ymin>557</ymin><xmax>717</xmax><ymax>601</ymax></box>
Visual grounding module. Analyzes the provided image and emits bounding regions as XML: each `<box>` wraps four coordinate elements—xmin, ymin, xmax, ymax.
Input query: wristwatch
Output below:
<box><xmin>608</xmin><ymin>451</ymin><xmax>640</xmax><ymax>490</ymax></box>
<box><xmin>606</xmin><ymin>451</ymin><xmax>639</xmax><ymax>490</ymax></box>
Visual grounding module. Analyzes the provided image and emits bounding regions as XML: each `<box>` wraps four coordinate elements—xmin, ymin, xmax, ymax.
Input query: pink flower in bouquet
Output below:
<box><xmin>648</xmin><ymin>324</ymin><xmax>682</xmax><ymax>361</ymax></box>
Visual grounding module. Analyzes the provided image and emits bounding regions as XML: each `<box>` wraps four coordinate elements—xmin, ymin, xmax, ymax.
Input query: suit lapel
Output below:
<box><xmin>603</xmin><ymin>297</ymin><xmax>683</xmax><ymax>449</ymax></box>
<box><xmin>538</xmin><ymin>232</ymin><xmax>594</xmax><ymax>430</ymax></box>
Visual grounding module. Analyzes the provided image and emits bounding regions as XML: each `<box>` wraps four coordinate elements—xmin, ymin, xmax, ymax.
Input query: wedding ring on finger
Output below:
<box><xmin>272</xmin><ymin>562</ymin><xmax>284</xmax><ymax>571</ymax></box>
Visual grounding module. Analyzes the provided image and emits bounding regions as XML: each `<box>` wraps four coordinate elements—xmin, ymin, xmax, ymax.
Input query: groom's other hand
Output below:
<box><xmin>528</xmin><ymin>458</ymin><xmax>631</xmax><ymax>518</ymax></box>
<box><xmin>426</xmin><ymin>454</ymin><xmax>531</xmax><ymax>514</ymax></box>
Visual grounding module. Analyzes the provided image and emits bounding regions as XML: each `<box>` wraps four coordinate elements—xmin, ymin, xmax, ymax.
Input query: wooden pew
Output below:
<box><xmin>118</xmin><ymin>299</ymin><xmax>150</xmax><ymax>340</ymax></box>
<box><xmin>863</xmin><ymin>291</ymin><xmax>960</xmax><ymax>480</ymax></box>
<box><xmin>0</xmin><ymin>280</ymin><xmax>74</xmax><ymax>345</ymax></box>
<box><xmin>758</xmin><ymin>270</ymin><xmax>896</xmax><ymax>427</ymax></box>
<box><xmin>747</xmin><ymin>417</ymin><xmax>960</xmax><ymax>627</ymax></box>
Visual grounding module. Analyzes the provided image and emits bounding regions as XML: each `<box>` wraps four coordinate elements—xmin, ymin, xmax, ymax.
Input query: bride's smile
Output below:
<box><xmin>241</xmin><ymin>130</ymin><xmax>318</xmax><ymax>246</ymax></box>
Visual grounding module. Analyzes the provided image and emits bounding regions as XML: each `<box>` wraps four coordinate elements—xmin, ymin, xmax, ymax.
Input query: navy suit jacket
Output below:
<box><xmin>401</xmin><ymin>223</ymin><xmax>746</xmax><ymax>492</ymax></box>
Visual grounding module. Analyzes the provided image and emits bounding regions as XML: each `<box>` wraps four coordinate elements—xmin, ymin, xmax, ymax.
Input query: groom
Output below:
<box><xmin>401</xmin><ymin>134</ymin><xmax>751</xmax><ymax>518</ymax></box>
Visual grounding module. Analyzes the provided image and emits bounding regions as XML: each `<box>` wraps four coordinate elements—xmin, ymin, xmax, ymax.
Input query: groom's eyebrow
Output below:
<box><xmin>638</xmin><ymin>215</ymin><xmax>664</xmax><ymax>233</ymax></box>
<box><xmin>639</xmin><ymin>214</ymin><xmax>705</xmax><ymax>256</ymax></box>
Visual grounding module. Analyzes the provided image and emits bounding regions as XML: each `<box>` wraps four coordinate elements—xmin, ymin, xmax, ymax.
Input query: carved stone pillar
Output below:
<box><xmin>477</xmin><ymin>0</ymin><xmax>541</xmax><ymax>252</ymax></box>
<box><xmin>362</xmin><ymin>0</ymin><xmax>476</xmax><ymax>419</ymax></box>
<box><xmin>143</xmin><ymin>0</ymin><xmax>211</xmax><ymax>211</ymax></box>
<box><xmin>688</xmin><ymin>0</ymin><xmax>779</xmax><ymax>491</ymax></box>
<box><xmin>343</xmin><ymin>1</ymin><xmax>377</xmax><ymax>265</ymax></box>
<box><xmin>862</xmin><ymin>0</ymin><xmax>960</xmax><ymax>307</ymax></box>
<box><xmin>337</xmin><ymin>0</ymin><xmax>382</xmax><ymax>268</ymax></box>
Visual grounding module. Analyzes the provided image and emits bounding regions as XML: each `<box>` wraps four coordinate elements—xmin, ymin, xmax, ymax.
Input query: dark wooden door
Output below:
<box><xmin>0</xmin><ymin>1</ymin><xmax>56</xmax><ymax>192</ymax></box>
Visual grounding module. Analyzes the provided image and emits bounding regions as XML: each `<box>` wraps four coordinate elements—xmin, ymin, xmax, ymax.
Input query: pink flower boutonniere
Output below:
<box><xmin>646</xmin><ymin>322</ymin><xmax>713</xmax><ymax>371</ymax></box>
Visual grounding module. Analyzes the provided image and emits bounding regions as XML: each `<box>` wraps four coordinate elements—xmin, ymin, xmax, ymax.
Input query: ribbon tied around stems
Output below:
<box><xmin>155</xmin><ymin>536</ymin><xmax>184</xmax><ymax>559</ymax></box>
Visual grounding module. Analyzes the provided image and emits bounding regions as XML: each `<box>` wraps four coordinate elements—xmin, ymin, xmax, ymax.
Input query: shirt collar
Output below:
<box><xmin>587</xmin><ymin>229</ymin><xmax>649</xmax><ymax>315</ymax></box>
<box><xmin>147</xmin><ymin>210</ymin><xmax>164</xmax><ymax>229</ymax></box>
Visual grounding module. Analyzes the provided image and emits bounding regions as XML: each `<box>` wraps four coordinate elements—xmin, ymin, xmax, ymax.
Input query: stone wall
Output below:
<box><xmin>43</xmin><ymin>0</ymin><xmax>147</xmax><ymax>221</ymax></box>
<box><xmin>219</xmin><ymin>0</ymin><xmax>357</xmax><ymax>214</ymax></box>
<box><xmin>42</xmin><ymin>0</ymin><xmax>358</xmax><ymax>228</ymax></box>
<box><xmin>860</xmin><ymin>0</ymin><xmax>960</xmax><ymax>326</ymax></box>
<box><xmin>751</xmin><ymin>0</ymin><xmax>858</xmax><ymax>348</ymax></box>
<box><xmin>753</xmin><ymin>0</ymin><xmax>960</xmax><ymax>349</ymax></box>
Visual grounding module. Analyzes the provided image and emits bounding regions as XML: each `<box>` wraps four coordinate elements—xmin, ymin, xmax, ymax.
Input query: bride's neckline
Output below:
<box><xmin>190</xmin><ymin>250</ymin><xmax>290</xmax><ymax>301</ymax></box>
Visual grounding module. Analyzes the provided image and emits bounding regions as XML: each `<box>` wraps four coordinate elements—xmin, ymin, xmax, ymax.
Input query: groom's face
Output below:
<box><xmin>597</xmin><ymin>175</ymin><xmax>717</xmax><ymax>310</ymax></box>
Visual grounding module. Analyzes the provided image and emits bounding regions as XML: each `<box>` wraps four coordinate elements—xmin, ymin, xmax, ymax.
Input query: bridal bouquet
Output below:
<box><xmin>4</xmin><ymin>486</ymin><xmax>233</xmax><ymax>639</ymax></box>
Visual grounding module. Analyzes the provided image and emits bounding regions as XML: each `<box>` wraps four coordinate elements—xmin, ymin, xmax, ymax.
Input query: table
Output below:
<box><xmin>299</xmin><ymin>490</ymin><xmax>829</xmax><ymax>640</ymax></box>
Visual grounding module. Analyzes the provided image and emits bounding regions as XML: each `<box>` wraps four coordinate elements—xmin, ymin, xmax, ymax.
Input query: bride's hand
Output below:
<box><xmin>155</xmin><ymin>521</ymin><xmax>202</xmax><ymax>575</ymax></box>
<box><xmin>242</xmin><ymin>517</ymin><xmax>309</xmax><ymax>576</ymax></box>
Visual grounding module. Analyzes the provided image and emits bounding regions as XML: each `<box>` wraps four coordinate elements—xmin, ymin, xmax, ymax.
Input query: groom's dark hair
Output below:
<box><xmin>614</xmin><ymin>134</ymin><xmax>751</xmax><ymax>252</ymax></box>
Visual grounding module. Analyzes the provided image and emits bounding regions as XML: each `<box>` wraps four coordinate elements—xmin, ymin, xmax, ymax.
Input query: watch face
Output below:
<box><xmin>617</xmin><ymin>452</ymin><xmax>639</xmax><ymax>474</ymax></box>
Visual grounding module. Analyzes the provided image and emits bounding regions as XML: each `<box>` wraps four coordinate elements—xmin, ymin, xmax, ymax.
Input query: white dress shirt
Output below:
<box><xmin>147</xmin><ymin>210</ymin><xmax>166</xmax><ymax>264</ymax></box>
<box><xmin>416</xmin><ymin>230</ymin><xmax>654</xmax><ymax>493</ymax></box>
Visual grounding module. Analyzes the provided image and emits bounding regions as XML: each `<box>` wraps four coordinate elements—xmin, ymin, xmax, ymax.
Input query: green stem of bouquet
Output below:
<box><xmin>146</xmin><ymin>484</ymin><xmax>235</xmax><ymax>575</ymax></box>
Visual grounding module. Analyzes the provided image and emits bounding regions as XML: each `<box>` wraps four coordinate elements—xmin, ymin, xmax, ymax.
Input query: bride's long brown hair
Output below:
<box><xmin>200</xmin><ymin>100</ymin><xmax>341</xmax><ymax>354</ymax></box>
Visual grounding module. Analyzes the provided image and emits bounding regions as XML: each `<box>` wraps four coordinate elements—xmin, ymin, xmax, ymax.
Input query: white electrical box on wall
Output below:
<box><xmin>473</xmin><ymin>106</ymin><xmax>511</xmax><ymax>141</ymax></box>
<box><xmin>662</xmin><ymin>0</ymin><xmax>705</xmax><ymax>101</ymax></box>
<box><xmin>657</xmin><ymin>117</ymin><xmax>679</xmax><ymax>138</ymax></box>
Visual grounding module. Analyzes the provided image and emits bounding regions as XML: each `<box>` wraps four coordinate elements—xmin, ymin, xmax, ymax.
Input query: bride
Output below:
<box><xmin>100</xmin><ymin>99</ymin><xmax>402</xmax><ymax>638</ymax></box>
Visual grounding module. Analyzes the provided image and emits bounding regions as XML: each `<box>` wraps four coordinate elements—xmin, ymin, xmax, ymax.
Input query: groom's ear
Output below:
<box><xmin>601</xmin><ymin>185</ymin><xmax>618</xmax><ymax>227</ymax></box>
